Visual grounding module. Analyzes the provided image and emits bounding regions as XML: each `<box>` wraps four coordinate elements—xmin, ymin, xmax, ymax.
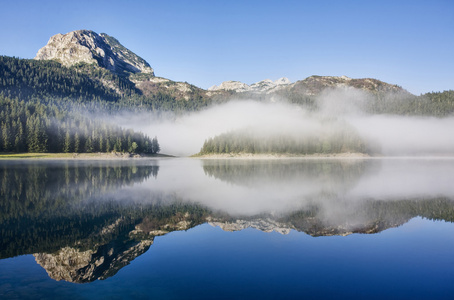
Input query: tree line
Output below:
<box><xmin>0</xmin><ymin>95</ymin><xmax>160</xmax><ymax>154</ymax></box>
<box><xmin>199</xmin><ymin>120</ymin><xmax>370</xmax><ymax>155</ymax></box>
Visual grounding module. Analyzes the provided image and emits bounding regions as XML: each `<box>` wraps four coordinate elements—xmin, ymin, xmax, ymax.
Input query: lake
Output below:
<box><xmin>0</xmin><ymin>157</ymin><xmax>453</xmax><ymax>299</ymax></box>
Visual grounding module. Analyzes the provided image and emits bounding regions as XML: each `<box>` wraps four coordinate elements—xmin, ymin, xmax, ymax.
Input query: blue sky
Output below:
<box><xmin>0</xmin><ymin>0</ymin><xmax>452</xmax><ymax>94</ymax></box>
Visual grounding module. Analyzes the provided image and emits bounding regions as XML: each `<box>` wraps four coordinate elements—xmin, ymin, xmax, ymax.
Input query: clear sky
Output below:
<box><xmin>0</xmin><ymin>0</ymin><xmax>452</xmax><ymax>94</ymax></box>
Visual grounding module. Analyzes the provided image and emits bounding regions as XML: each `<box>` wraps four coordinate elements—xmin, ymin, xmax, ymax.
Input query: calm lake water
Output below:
<box><xmin>1</xmin><ymin>158</ymin><xmax>454</xmax><ymax>299</ymax></box>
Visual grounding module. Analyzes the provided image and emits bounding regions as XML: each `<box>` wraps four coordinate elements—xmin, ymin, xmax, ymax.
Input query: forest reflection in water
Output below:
<box><xmin>0</xmin><ymin>158</ymin><xmax>454</xmax><ymax>285</ymax></box>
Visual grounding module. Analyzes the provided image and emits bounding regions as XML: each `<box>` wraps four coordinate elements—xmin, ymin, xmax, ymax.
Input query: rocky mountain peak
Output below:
<box><xmin>295</xmin><ymin>75</ymin><xmax>408</xmax><ymax>95</ymax></box>
<box><xmin>275</xmin><ymin>77</ymin><xmax>291</xmax><ymax>85</ymax></box>
<box><xmin>208</xmin><ymin>80</ymin><xmax>250</xmax><ymax>92</ymax></box>
<box><xmin>35</xmin><ymin>29</ymin><xmax>154</xmax><ymax>76</ymax></box>
<box><xmin>208</xmin><ymin>77</ymin><xmax>292</xmax><ymax>94</ymax></box>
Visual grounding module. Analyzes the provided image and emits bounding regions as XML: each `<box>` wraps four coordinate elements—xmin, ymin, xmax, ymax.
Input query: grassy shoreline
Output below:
<box><xmin>192</xmin><ymin>152</ymin><xmax>371</xmax><ymax>159</ymax></box>
<box><xmin>0</xmin><ymin>152</ymin><xmax>174</xmax><ymax>160</ymax></box>
<box><xmin>2</xmin><ymin>152</ymin><xmax>453</xmax><ymax>160</ymax></box>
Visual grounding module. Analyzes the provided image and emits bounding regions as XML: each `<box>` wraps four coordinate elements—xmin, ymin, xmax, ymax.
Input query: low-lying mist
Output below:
<box><xmin>114</xmin><ymin>88</ymin><xmax>454</xmax><ymax>156</ymax></box>
<box><xmin>350</xmin><ymin>116</ymin><xmax>454</xmax><ymax>155</ymax></box>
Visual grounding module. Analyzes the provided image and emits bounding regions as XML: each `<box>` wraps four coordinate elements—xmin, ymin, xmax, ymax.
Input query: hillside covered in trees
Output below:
<box><xmin>0</xmin><ymin>56</ymin><xmax>212</xmax><ymax>114</ymax></box>
<box><xmin>0</xmin><ymin>55</ymin><xmax>168</xmax><ymax>154</ymax></box>
<box><xmin>0</xmin><ymin>95</ymin><xmax>160</xmax><ymax>154</ymax></box>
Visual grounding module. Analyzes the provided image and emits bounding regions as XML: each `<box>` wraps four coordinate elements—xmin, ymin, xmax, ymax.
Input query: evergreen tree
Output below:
<box><xmin>74</xmin><ymin>132</ymin><xmax>80</xmax><ymax>153</ymax></box>
<box><xmin>152</xmin><ymin>137</ymin><xmax>160</xmax><ymax>154</ymax></box>
<box><xmin>63</xmin><ymin>130</ymin><xmax>71</xmax><ymax>153</ymax></box>
<box><xmin>85</xmin><ymin>136</ymin><xmax>93</xmax><ymax>153</ymax></box>
<box><xmin>1</xmin><ymin>123</ymin><xmax>10</xmax><ymax>151</ymax></box>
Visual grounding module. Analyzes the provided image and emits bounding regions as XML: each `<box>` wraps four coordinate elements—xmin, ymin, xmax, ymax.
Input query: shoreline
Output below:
<box><xmin>0</xmin><ymin>152</ymin><xmax>175</xmax><ymax>160</ymax></box>
<box><xmin>193</xmin><ymin>152</ymin><xmax>371</xmax><ymax>159</ymax></box>
<box><xmin>2</xmin><ymin>152</ymin><xmax>453</xmax><ymax>161</ymax></box>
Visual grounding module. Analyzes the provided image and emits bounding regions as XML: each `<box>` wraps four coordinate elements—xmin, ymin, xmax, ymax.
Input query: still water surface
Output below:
<box><xmin>0</xmin><ymin>158</ymin><xmax>453</xmax><ymax>299</ymax></box>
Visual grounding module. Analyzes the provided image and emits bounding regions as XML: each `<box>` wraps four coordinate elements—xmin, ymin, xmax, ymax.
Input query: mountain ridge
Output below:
<box><xmin>1</xmin><ymin>30</ymin><xmax>453</xmax><ymax>118</ymax></box>
<box><xmin>209</xmin><ymin>75</ymin><xmax>409</xmax><ymax>96</ymax></box>
<box><xmin>33</xmin><ymin>29</ymin><xmax>410</xmax><ymax>97</ymax></box>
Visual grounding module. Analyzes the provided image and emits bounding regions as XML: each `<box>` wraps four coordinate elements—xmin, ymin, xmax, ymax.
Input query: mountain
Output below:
<box><xmin>30</xmin><ymin>30</ymin><xmax>413</xmax><ymax>101</ymax></box>
<box><xmin>35</xmin><ymin>29</ymin><xmax>154</xmax><ymax>76</ymax></box>
<box><xmin>208</xmin><ymin>77</ymin><xmax>291</xmax><ymax>94</ymax></box>
<box><xmin>209</xmin><ymin>75</ymin><xmax>407</xmax><ymax>95</ymax></box>
<box><xmin>31</xmin><ymin>30</ymin><xmax>213</xmax><ymax>108</ymax></box>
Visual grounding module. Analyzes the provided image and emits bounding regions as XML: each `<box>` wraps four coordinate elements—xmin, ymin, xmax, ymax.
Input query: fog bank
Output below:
<box><xmin>350</xmin><ymin>116</ymin><xmax>454</xmax><ymax>155</ymax></box>
<box><xmin>114</xmin><ymin>95</ymin><xmax>454</xmax><ymax>157</ymax></box>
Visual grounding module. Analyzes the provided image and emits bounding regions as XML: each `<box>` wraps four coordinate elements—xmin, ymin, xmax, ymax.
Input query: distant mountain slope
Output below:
<box><xmin>208</xmin><ymin>77</ymin><xmax>292</xmax><ymax>94</ymax></box>
<box><xmin>0</xmin><ymin>55</ymin><xmax>136</xmax><ymax>101</ymax></box>
<box><xmin>208</xmin><ymin>75</ymin><xmax>407</xmax><ymax>95</ymax></box>
<box><xmin>291</xmin><ymin>75</ymin><xmax>408</xmax><ymax>95</ymax></box>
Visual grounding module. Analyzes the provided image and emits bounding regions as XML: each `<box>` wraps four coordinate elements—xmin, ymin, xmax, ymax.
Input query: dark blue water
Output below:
<box><xmin>0</xmin><ymin>158</ymin><xmax>453</xmax><ymax>299</ymax></box>
<box><xmin>1</xmin><ymin>218</ymin><xmax>453</xmax><ymax>299</ymax></box>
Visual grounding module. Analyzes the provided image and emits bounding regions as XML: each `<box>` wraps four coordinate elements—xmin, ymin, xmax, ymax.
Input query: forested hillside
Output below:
<box><xmin>0</xmin><ymin>56</ymin><xmax>129</xmax><ymax>101</ymax></box>
<box><xmin>0</xmin><ymin>56</ymin><xmax>212</xmax><ymax>113</ymax></box>
<box><xmin>238</xmin><ymin>86</ymin><xmax>454</xmax><ymax>117</ymax></box>
<box><xmin>0</xmin><ymin>95</ymin><xmax>159</xmax><ymax>154</ymax></box>
<box><xmin>0</xmin><ymin>56</ymin><xmax>210</xmax><ymax>154</ymax></box>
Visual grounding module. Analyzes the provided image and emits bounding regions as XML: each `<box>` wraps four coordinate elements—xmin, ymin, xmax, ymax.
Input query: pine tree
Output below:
<box><xmin>85</xmin><ymin>136</ymin><xmax>93</xmax><ymax>153</ymax></box>
<box><xmin>74</xmin><ymin>132</ymin><xmax>80</xmax><ymax>153</ymax></box>
<box><xmin>1</xmin><ymin>123</ymin><xmax>10</xmax><ymax>151</ymax></box>
<box><xmin>152</xmin><ymin>137</ymin><xmax>160</xmax><ymax>154</ymax></box>
<box><xmin>98</xmin><ymin>134</ymin><xmax>103</xmax><ymax>152</ymax></box>
<box><xmin>63</xmin><ymin>130</ymin><xmax>71</xmax><ymax>153</ymax></box>
<box><xmin>105</xmin><ymin>138</ymin><xmax>111</xmax><ymax>153</ymax></box>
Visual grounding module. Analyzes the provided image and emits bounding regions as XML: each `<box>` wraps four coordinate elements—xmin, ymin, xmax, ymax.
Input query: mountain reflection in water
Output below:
<box><xmin>0</xmin><ymin>158</ymin><xmax>453</xmax><ymax>283</ymax></box>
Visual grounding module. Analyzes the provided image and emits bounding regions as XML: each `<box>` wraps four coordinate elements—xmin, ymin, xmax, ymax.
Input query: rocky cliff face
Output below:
<box><xmin>32</xmin><ymin>216</ymin><xmax>155</xmax><ymax>283</ymax></box>
<box><xmin>31</xmin><ymin>211</ymin><xmax>203</xmax><ymax>283</ymax></box>
<box><xmin>34</xmin><ymin>240</ymin><xmax>153</xmax><ymax>283</ymax></box>
<box><xmin>35</xmin><ymin>29</ymin><xmax>154</xmax><ymax>76</ymax></box>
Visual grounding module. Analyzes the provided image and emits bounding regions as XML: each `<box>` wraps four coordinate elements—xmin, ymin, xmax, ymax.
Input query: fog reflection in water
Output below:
<box><xmin>133</xmin><ymin>158</ymin><xmax>454</xmax><ymax>217</ymax></box>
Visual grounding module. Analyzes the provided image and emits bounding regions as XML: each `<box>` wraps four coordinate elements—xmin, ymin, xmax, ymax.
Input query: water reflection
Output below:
<box><xmin>0</xmin><ymin>158</ymin><xmax>453</xmax><ymax>283</ymax></box>
<box><xmin>0</xmin><ymin>160</ymin><xmax>159</xmax><ymax>258</ymax></box>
